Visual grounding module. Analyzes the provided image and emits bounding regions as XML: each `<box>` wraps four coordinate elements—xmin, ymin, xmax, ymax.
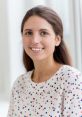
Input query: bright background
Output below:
<box><xmin>0</xmin><ymin>0</ymin><xmax>82</xmax><ymax>116</ymax></box>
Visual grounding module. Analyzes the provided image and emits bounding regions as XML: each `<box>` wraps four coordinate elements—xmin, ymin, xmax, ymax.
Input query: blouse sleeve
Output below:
<box><xmin>7</xmin><ymin>76</ymin><xmax>20</xmax><ymax>117</ymax></box>
<box><xmin>62</xmin><ymin>71</ymin><xmax>82</xmax><ymax>117</ymax></box>
<box><xmin>7</xmin><ymin>74</ymin><xmax>24</xmax><ymax>117</ymax></box>
<box><xmin>7</xmin><ymin>87</ymin><xmax>15</xmax><ymax>117</ymax></box>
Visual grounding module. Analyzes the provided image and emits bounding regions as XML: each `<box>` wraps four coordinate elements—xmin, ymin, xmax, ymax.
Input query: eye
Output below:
<box><xmin>23</xmin><ymin>31</ymin><xmax>33</xmax><ymax>36</ymax></box>
<box><xmin>40</xmin><ymin>31</ymin><xmax>49</xmax><ymax>36</ymax></box>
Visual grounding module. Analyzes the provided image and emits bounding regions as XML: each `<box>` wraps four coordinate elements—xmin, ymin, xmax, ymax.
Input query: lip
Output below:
<box><xmin>30</xmin><ymin>47</ymin><xmax>44</xmax><ymax>53</ymax></box>
<box><xmin>29</xmin><ymin>46</ymin><xmax>44</xmax><ymax>49</ymax></box>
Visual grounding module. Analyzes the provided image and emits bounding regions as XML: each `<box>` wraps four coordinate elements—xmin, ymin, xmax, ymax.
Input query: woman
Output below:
<box><xmin>8</xmin><ymin>5</ymin><xmax>82</xmax><ymax>117</ymax></box>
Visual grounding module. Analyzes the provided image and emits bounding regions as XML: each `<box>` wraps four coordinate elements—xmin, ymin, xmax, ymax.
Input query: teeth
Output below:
<box><xmin>31</xmin><ymin>48</ymin><xmax>42</xmax><ymax>51</ymax></box>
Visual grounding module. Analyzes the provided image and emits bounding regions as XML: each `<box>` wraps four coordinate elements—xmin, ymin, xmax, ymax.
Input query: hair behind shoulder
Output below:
<box><xmin>21</xmin><ymin>5</ymin><xmax>72</xmax><ymax>71</ymax></box>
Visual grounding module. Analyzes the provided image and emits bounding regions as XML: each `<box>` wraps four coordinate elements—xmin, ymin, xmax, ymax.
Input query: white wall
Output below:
<box><xmin>72</xmin><ymin>0</ymin><xmax>82</xmax><ymax>70</ymax></box>
<box><xmin>0</xmin><ymin>0</ymin><xmax>10</xmax><ymax>101</ymax></box>
<box><xmin>0</xmin><ymin>0</ymin><xmax>10</xmax><ymax>116</ymax></box>
<box><xmin>7</xmin><ymin>0</ymin><xmax>26</xmax><ymax>87</ymax></box>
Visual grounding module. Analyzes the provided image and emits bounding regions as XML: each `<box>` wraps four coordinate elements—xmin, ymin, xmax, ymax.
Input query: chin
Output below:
<box><xmin>32</xmin><ymin>56</ymin><xmax>46</xmax><ymax>62</ymax></box>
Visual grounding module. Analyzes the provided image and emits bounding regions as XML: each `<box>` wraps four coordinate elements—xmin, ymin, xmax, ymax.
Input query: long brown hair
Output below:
<box><xmin>21</xmin><ymin>5</ymin><xmax>72</xmax><ymax>71</ymax></box>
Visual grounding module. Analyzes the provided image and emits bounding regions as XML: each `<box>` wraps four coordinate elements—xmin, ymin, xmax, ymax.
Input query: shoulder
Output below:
<box><xmin>62</xmin><ymin>65</ymin><xmax>81</xmax><ymax>79</ymax></box>
<box><xmin>62</xmin><ymin>65</ymin><xmax>82</xmax><ymax>87</ymax></box>
<box><xmin>11</xmin><ymin>70</ymin><xmax>33</xmax><ymax>92</ymax></box>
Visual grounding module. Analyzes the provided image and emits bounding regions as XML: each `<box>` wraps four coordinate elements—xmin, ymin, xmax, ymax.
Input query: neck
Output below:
<box><xmin>32</xmin><ymin>59</ymin><xmax>62</xmax><ymax>83</ymax></box>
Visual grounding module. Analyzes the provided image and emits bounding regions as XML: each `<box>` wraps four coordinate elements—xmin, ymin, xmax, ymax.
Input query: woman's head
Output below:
<box><xmin>21</xmin><ymin>5</ymin><xmax>72</xmax><ymax>71</ymax></box>
<box><xmin>21</xmin><ymin>5</ymin><xmax>63</xmax><ymax>39</ymax></box>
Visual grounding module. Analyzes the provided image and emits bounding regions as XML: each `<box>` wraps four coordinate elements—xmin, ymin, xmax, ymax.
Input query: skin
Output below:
<box><xmin>22</xmin><ymin>15</ymin><xmax>62</xmax><ymax>83</ymax></box>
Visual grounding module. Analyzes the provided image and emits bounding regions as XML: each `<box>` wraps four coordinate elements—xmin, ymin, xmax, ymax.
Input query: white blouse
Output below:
<box><xmin>7</xmin><ymin>65</ymin><xmax>82</xmax><ymax>117</ymax></box>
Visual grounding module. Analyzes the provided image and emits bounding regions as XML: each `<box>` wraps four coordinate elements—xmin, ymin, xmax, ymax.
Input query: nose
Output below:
<box><xmin>32</xmin><ymin>33</ymin><xmax>41</xmax><ymax>43</ymax></box>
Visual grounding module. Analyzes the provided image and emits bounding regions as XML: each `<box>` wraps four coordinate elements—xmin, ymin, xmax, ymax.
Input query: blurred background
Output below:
<box><xmin>0</xmin><ymin>0</ymin><xmax>82</xmax><ymax>116</ymax></box>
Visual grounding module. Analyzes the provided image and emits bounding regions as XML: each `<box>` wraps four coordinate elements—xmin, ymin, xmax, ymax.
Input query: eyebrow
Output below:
<box><xmin>23</xmin><ymin>29</ymin><xmax>32</xmax><ymax>32</ymax></box>
<box><xmin>23</xmin><ymin>28</ymin><xmax>49</xmax><ymax>32</ymax></box>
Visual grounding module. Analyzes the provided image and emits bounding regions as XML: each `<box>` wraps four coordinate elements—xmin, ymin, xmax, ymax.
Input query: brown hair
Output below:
<box><xmin>21</xmin><ymin>5</ymin><xmax>72</xmax><ymax>71</ymax></box>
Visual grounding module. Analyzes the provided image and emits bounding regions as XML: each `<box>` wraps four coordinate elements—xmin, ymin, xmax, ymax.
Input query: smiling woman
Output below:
<box><xmin>7</xmin><ymin>5</ymin><xmax>82</xmax><ymax>117</ymax></box>
<box><xmin>22</xmin><ymin>15</ymin><xmax>61</xmax><ymax>63</ymax></box>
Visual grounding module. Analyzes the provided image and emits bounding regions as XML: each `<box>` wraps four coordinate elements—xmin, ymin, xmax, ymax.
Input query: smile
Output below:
<box><xmin>30</xmin><ymin>48</ymin><xmax>44</xmax><ymax>52</ymax></box>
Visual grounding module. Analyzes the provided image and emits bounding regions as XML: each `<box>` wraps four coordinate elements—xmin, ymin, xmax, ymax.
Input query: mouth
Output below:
<box><xmin>30</xmin><ymin>47</ymin><xmax>44</xmax><ymax>53</ymax></box>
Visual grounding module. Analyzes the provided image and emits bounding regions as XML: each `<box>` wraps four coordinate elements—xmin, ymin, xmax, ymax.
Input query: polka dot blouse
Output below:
<box><xmin>7</xmin><ymin>65</ymin><xmax>82</xmax><ymax>117</ymax></box>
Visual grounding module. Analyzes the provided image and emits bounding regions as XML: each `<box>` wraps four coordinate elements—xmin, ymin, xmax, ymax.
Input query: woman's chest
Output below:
<box><xmin>14</xmin><ymin>83</ymin><xmax>63</xmax><ymax>117</ymax></box>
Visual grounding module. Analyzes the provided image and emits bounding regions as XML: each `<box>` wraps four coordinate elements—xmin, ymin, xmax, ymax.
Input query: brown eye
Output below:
<box><xmin>27</xmin><ymin>31</ymin><xmax>33</xmax><ymax>35</ymax></box>
<box><xmin>24</xmin><ymin>31</ymin><xmax>33</xmax><ymax>36</ymax></box>
<box><xmin>40</xmin><ymin>31</ymin><xmax>48</xmax><ymax>36</ymax></box>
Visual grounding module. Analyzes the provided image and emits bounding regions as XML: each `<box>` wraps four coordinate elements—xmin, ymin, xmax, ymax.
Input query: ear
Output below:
<box><xmin>55</xmin><ymin>35</ymin><xmax>61</xmax><ymax>46</ymax></box>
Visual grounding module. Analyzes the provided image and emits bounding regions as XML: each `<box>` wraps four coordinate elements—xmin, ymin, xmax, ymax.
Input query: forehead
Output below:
<box><xmin>23</xmin><ymin>15</ymin><xmax>54</xmax><ymax>30</ymax></box>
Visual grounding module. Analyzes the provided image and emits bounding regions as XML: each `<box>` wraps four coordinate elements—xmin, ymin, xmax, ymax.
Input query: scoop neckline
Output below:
<box><xmin>29</xmin><ymin>65</ymin><xmax>66</xmax><ymax>86</ymax></box>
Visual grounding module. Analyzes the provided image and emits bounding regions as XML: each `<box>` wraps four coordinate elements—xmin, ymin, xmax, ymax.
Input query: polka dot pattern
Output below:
<box><xmin>7</xmin><ymin>65</ymin><xmax>82</xmax><ymax>117</ymax></box>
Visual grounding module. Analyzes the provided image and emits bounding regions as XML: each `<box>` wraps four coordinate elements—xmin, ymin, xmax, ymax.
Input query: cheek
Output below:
<box><xmin>22</xmin><ymin>38</ymin><xmax>29</xmax><ymax>47</ymax></box>
<box><xmin>45</xmin><ymin>41</ymin><xmax>55</xmax><ymax>52</ymax></box>
<box><xmin>45</xmin><ymin>38</ymin><xmax>55</xmax><ymax>47</ymax></box>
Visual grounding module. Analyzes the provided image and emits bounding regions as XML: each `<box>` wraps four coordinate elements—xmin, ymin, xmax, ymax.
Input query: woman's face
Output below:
<box><xmin>22</xmin><ymin>15</ymin><xmax>61</xmax><ymax>62</ymax></box>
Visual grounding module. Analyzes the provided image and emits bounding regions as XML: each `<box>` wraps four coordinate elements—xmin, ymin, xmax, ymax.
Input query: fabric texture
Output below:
<box><xmin>7</xmin><ymin>65</ymin><xmax>82</xmax><ymax>117</ymax></box>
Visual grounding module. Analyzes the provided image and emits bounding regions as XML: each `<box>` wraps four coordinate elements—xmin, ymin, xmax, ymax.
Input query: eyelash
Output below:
<box><xmin>23</xmin><ymin>31</ymin><xmax>49</xmax><ymax>37</ymax></box>
<box><xmin>40</xmin><ymin>31</ymin><xmax>49</xmax><ymax>36</ymax></box>
<box><xmin>24</xmin><ymin>31</ymin><xmax>33</xmax><ymax>36</ymax></box>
